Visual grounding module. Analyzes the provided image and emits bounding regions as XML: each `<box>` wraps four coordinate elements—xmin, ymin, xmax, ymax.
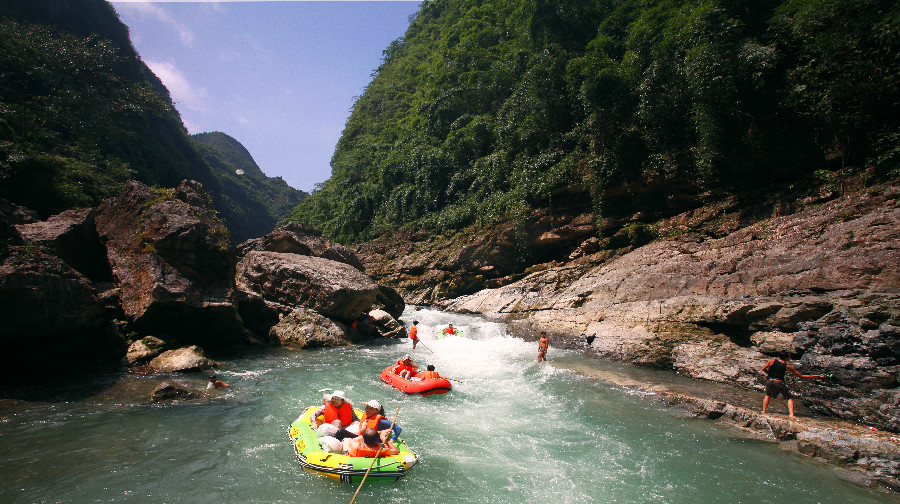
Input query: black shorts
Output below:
<box><xmin>765</xmin><ymin>379</ymin><xmax>792</xmax><ymax>399</ymax></box>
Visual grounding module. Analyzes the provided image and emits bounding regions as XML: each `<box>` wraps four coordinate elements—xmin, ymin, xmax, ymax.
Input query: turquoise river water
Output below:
<box><xmin>0</xmin><ymin>307</ymin><xmax>893</xmax><ymax>503</ymax></box>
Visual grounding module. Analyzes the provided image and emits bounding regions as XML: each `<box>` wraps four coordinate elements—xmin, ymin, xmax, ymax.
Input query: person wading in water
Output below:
<box><xmin>537</xmin><ymin>332</ymin><xmax>549</xmax><ymax>363</ymax></box>
<box><xmin>409</xmin><ymin>320</ymin><xmax>419</xmax><ymax>349</ymax></box>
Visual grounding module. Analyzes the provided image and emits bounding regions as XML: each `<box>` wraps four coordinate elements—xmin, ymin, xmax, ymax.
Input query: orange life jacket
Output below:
<box><xmin>348</xmin><ymin>438</ymin><xmax>382</xmax><ymax>458</ymax></box>
<box><xmin>394</xmin><ymin>360</ymin><xmax>416</xmax><ymax>374</ymax></box>
<box><xmin>358</xmin><ymin>413</ymin><xmax>385</xmax><ymax>432</ymax></box>
<box><xmin>418</xmin><ymin>370</ymin><xmax>439</xmax><ymax>380</ymax></box>
<box><xmin>323</xmin><ymin>401</ymin><xmax>354</xmax><ymax>426</ymax></box>
<box><xmin>409</xmin><ymin>325</ymin><xmax>418</xmax><ymax>340</ymax></box>
<box><xmin>445</xmin><ymin>326</ymin><xmax>455</xmax><ymax>335</ymax></box>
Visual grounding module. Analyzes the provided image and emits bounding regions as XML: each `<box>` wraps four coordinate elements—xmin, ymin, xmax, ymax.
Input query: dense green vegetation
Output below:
<box><xmin>0</xmin><ymin>16</ymin><xmax>220</xmax><ymax>216</ymax></box>
<box><xmin>288</xmin><ymin>0</ymin><xmax>900</xmax><ymax>244</ymax></box>
<box><xmin>0</xmin><ymin>0</ymin><xmax>304</xmax><ymax>242</ymax></box>
<box><xmin>192</xmin><ymin>132</ymin><xmax>307</xmax><ymax>243</ymax></box>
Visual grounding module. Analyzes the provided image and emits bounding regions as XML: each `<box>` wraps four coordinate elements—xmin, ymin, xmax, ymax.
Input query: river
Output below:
<box><xmin>0</xmin><ymin>307</ymin><xmax>892</xmax><ymax>503</ymax></box>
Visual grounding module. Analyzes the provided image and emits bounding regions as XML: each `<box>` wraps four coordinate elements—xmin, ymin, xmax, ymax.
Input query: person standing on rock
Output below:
<box><xmin>761</xmin><ymin>353</ymin><xmax>825</xmax><ymax>417</ymax></box>
<box><xmin>538</xmin><ymin>332</ymin><xmax>549</xmax><ymax>363</ymax></box>
<box><xmin>409</xmin><ymin>320</ymin><xmax>419</xmax><ymax>349</ymax></box>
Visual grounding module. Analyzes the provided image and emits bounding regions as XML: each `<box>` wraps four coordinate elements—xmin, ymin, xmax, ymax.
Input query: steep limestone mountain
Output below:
<box><xmin>192</xmin><ymin>132</ymin><xmax>307</xmax><ymax>243</ymax></box>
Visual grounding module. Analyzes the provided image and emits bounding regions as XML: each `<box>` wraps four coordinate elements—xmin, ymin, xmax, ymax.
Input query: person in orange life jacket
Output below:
<box><xmin>409</xmin><ymin>320</ymin><xmax>419</xmax><ymax>349</ymax></box>
<box><xmin>311</xmin><ymin>390</ymin><xmax>359</xmax><ymax>429</ymax></box>
<box><xmin>356</xmin><ymin>399</ymin><xmax>402</xmax><ymax>440</ymax></box>
<box><xmin>443</xmin><ymin>323</ymin><xmax>455</xmax><ymax>336</ymax></box>
<box><xmin>328</xmin><ymin>399</ymin><xmax>400</xmax><ymax>442</ymax></box>
<box><xmin>762</xmin><ymin>352</ymin><xmax>824</xmax><ymax>417</ymax></box>
<box><xmin>344</xmin><ymin>427</ymin><xmax>399</xmax><ymax>457</ymax></box>
<box><xmin>537</xmin><ymin>331</ymin><xmax>549</xmax><ymax>363</ymax></box>
<box><xmin>391</xmin><ymin>355</ymin><xmax>418</xmax><ymax>379</ymax></box>
<box><xmin>411</xmin><ymin>364</ymin><xmax>440</xmax><ymax>381</ymax></box>
<box><xmin>207</xmin><ymin>374</ymin><xmax>229</xmax><ymax>390</ymax></box>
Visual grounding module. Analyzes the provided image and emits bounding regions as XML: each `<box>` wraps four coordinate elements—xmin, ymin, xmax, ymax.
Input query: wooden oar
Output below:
<box><xmin>349</xmin><ymin>406</ymin><xmax>401</xmax><ymax>504</ymax></box>
<box><xmin>445</xmin><ymin>377</ymin><xmax>463</xmax><ymax>383</ymax></box>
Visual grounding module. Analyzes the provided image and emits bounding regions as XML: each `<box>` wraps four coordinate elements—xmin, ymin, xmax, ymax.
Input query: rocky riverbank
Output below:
<box><xmin>555</xmin><ymin>356</ymin><xmax>900</xmax><ymax>493</ymax></box>
<box><xmin>433</xmin><ymin>184</ymin><xmax>899</xmax><ymax>429</ymax></box>
<box><xmin>359</xmin><ymin>182</ymin><xmax>900</xmax><ymax>493</ymax></box>
<box><xmin>0</xmin><ymin>180</ymin><xmax>407</xmax><ymax>378</ymax></box>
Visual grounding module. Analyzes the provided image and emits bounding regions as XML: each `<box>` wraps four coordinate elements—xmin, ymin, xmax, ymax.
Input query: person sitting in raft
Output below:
<box><xmin>344</xmin><ymin>428</ymin><xmax>399</xmax><ymax>458</ymax></box>
<box><xmin>391</xmin><ymin>355</ymin><xmax>418</xmax><ymax>379</ymax></box>
<box><xmin>411</xmin><ymin>364</ymin><xmax>440</xmax><ymax>381</ymax></box>
<box><xmin>357</xmin><ymin>399</ymin><xmax>402</xmax><ymax>440</ymax></box>
<box><xmin>207</xmin><ymin>374</ymin><xmax>230</xmax><ymax>390</ymax></box>
<box><xmin>442</xmin><ymin>323</ymin><xmax>456</xmax><ymax>336</ymax></box>
<box><xmin>311</xmin><ymin>390</ymin><xmax>359</xmax><ymax>429</ymax></box>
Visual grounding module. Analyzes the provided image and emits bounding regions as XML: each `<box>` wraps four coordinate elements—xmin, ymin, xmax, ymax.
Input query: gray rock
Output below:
<box><xmin>0</xmin><ymin>246</ymin><xmax>105</xmax><ymax>343</ymax></box>
<box><xmin>15</xmin><ymin>207</ymin><xmax>111</xmax><ymax>282</ymax></box>
<box><xmin>237</xmin><ymin>222</ymin><xmax>365</xmax><ymax>271</ymax></box>
<box><xmin>148</xmin><ymin>346</ymin><xmax>217</xmax><ymax>373</ymax></box>
<box><xmin>124</xmin><ymin>336</ymin><xmax>167</xmax><ymax>366</ymax></box>
<box><xmin>369</xmin><ymin>309</ymin><xmax>406</xmax><ymax>339</ymax></box>
<box><xmin>235</xmin><ymin>251</ymin><xmax>378</xmax><ymax>323</ymax></box>
<box><xmin>268</xmin><ymin>308</ymin><xmax>357</xmax><ymax>348</ymax></box>
<box><xmin>95</xmin><ymin>180</ymin><xmax>243</xmax><ymax>348</ymax></box>
<box><xmin>148</xmin><ymin>381</ymin><xmax>203</xmax><ymax>402</ymax></box>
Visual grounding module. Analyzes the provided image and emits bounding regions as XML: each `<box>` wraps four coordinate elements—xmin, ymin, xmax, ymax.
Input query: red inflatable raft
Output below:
<box><xmin>380</xmin><ymin>366</ymin><xmax>452</xmax><ymax>396</ymax></box>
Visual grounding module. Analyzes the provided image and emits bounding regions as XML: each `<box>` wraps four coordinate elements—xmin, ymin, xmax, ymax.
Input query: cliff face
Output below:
<box><xmin>362</xmin><ymin>184</ymin><xmax>900</xmax><ymax>431</ymax></box>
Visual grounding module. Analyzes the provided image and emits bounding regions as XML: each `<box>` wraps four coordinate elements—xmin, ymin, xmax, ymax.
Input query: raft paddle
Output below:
<box><xmin>416</xmin><ymin>340</ymin><xmax>435</xmax><ymax>354</ymax></box>
<box><xmin>445</xmin><ymin>377</ymin><xmax>463</xmax><ymax>383</ymax></box>
<box><xmin>349</xmin><ymin>406</ymin><xmax>401</xmax><ymax>504</ymax></box>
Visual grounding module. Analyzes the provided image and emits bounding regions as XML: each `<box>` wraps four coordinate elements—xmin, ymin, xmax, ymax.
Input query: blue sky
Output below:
<box><xmin>111</xmin><ymin>1</ymin><xmax>422</xmax><ymax>193</ymax></box>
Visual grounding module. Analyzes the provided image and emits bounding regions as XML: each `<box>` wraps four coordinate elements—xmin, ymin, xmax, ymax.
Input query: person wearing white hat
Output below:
<box><xmin>311</xmin><ymin>389</ymin><xmax>359</xmax><ymax>430</ymax></box>
<box><xmin>391</xmin><ymin>355</ymin><xmax>419</xmax><ymax>379</ymax></box>
<box><xmin>354</xmin><ymin>399</ymin><xmax>402</xmax><ymax>441</ymax></box>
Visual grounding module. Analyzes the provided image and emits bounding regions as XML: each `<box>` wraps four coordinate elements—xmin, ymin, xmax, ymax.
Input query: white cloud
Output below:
<box><xmin>146</xmin><ymin>60</ymin><xmax>210</xmax><ymax>114</ymax></box>
<box><xmin>114</xmin><ymin>2</ymin><xmax>194</xmax><ymax>46</ymax></box>
<box><xmin>182</xmin><ymin>118</ymin><xmax>202</xmax><ymax>135</ymax></box>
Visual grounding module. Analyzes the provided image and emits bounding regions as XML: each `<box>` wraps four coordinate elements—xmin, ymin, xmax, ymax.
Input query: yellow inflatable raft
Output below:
<box><xmin>287</xmin><ymin>406</ymin><xmax>419</xmax><ymax>484</ymax></box>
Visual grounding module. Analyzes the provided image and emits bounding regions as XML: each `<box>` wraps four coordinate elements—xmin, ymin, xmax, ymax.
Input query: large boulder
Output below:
<box><xmin>0</xmin><ymin>246</ymin><xmax>105</xmax><ymax>344</ymax></box>
<box><xmin>95</xmin><ymin>180</ymin><xmax>242</xmax><ymax>348</ymax></box>
<box><xmin>369</xmin><ymin>309</ymin><xmax>406</xmax><ymax>339</ymax></box>
<box><xmin>235</xmin><ymin>250</ymin><xmax>379</xmax><ymax>325</ymax></box>
<box><xmin>268</xmin><ymin>308</ymin><xmax>359</xmax><ymax>348</ymax></box>
<box><xmin>148</xmin><ymin>345</ymin><xmax>217</xmax><ymax>372</ymax></box>
<box><xmin>15</xmin><ymin>207</ymin><xmax>112</xmax><ymax>282</ymax></box>
<box><xmin>373</xmin><ymin>284</ymin><xmax>405</xmax><ymax>319</ymax></box>
<box><xmin>237</xmin><ymin>222</ymin><xmax>365</xmax><ymax>271</ymax></box>
<box><xmin>0</xmin><ymin>199</ymin><xmax>39</xmax><ymax>226</ymax></box>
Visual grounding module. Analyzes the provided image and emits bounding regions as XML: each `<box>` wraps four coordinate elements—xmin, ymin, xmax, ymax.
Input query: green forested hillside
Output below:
<box><xmin>0</xmin><ymin>0</ymin><xmax>303</xmax><ymax>242</ymax></box>
<box><xmin>288</xmin><ymin>0</ymin><xmax>900</xmax><ymax>244</ymax></box>
<box><xmin>192</xmin><ymin>132</ymin><xmax>307</xmax><ymax>243</ymax></box>
<box><xmin>0</xmin><ymin>0</ymin><xmax>223</xmax><ymax>217</ymax></box>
